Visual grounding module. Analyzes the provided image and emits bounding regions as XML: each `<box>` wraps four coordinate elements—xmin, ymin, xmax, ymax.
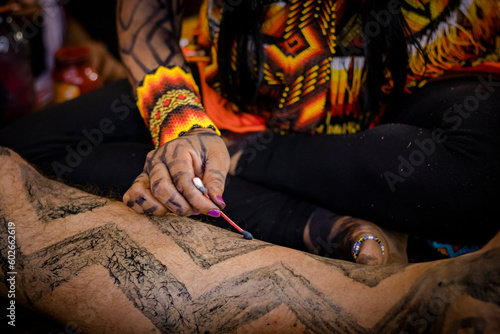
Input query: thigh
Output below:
<box><xmin>383</xmin><ymin>72</ymin><xmax>500</xmax><ymax>134</ymax></box>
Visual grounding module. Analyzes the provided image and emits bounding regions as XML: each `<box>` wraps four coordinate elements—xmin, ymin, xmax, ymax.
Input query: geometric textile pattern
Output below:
<box><xmin>196</xmin><ymin>0</ymin><xmax>500</xmax><ymax>135</ymax></box>
<box><xmin>136</xmin><ymin>66</ymin><xmax>220</xmax><ymax>147</ymax></box>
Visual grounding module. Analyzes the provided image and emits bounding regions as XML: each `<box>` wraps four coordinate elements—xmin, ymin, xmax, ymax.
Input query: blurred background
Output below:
<box><xmin>0</xmin><ymin>0</ymin><xmax>204</xmax><ymax>127</ymax></box>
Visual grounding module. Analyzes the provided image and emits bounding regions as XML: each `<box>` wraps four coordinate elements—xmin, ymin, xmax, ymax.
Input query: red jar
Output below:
<box><xmin>52</xmin><ymin>46</ymin><xmax>101</xmax><ymax>104</ymax></box>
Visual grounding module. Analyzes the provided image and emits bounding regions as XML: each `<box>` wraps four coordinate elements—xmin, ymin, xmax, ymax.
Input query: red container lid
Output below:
<box><xmin>55</xmin><ymin>46</ymin><xmax>90</xmax><ymax>66</ymax></box>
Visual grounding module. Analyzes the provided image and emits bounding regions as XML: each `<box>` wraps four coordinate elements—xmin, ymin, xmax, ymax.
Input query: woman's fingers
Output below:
<box><xmin>123</xmin><ymin>172</ymin><xmax>169</xmax><ymax>216</ymax></box>
<box><xmin>124</xmin><ymin>128</ymin><xmax>230</xmax><ymax>217</ymax></box>
<box><xmin>166</xmin><ymin>148</ymin><xmax>221</xmax><ymax>217</ymax></box>
<box><xmin>148</xmin><ymin>157</ymin><xmax>194</xmax><ymax>216</ymax></box>
<box><xmin>203</xmin><ymin>152</ymin><xmax>229</xmax><ymax>210</ymax></box>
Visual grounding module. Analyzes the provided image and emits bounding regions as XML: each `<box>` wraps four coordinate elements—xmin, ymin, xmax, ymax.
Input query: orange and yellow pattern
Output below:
<box><xmin>193</xmin><ymin>0</ymin><xmax>500</xmax><ymax>135</ymax></box>
<box><xmin>203</xmin><ymin>0</ymin><xmax>338</xmax><ymax>134</ymax></box>
<box><xmin>140</xmin><ymin>1</ymin><xmax>499</xmax><ymax>142</ymax></box>
<box><xmin>136</xmin><ymin>66</ymin><xmax>220</xmax><ymax>147</ymax></box>
<box><xmin>403</xmin><ymin>0</ymin><xmax>500</xmax><ymax>88</ymax></box>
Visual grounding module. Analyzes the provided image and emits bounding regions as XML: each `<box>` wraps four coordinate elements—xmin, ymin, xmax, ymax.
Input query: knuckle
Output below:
<box><xmin>171</xmin><ymin>171</ymin><xmax>188</xmax><ymax>187</ymax></box>
<box><xmin>145</xmin><ymin>153</ymin><xmax>155</xmax><ymax>166</ymax></box>
<box><xmin>151</xmin><ymin>181</ymin><xmax>170</xmax><ymax>199</ymax></box>
<box><xmin>165</xmin><ymin>198</ymin><xmax>186</xmax><ymax>216</ymax></box>
<box><xmin>128</xmin><ymin>187</ymin><xmax>146</xmax><ymax>201</ymax></box>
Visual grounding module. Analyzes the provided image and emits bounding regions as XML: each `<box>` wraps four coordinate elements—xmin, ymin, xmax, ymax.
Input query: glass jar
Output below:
<box><xmin>0</xmin><ymin>2</ymin><xmax>36</xmax><ymax>125</ymax></box>
<box><xmin>52</xmin><ymin>46</ymin><xmax>101</xmax><ymax>104</ymax></box>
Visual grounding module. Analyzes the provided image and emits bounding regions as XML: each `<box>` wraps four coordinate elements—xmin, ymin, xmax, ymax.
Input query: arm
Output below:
<box><xmin>117</xmin><ymin>0</ymin><xmax>186</xmax><ymax>89</ymax></box>
<box><xmin>116</xmin><ymin>0</ymin><xmax>230</xmax><ymax>218</ymax></box>
<box><xmin>1</xmin><ymin>147</ymin><xmax>500</xmax><ymax>333</ymax></box>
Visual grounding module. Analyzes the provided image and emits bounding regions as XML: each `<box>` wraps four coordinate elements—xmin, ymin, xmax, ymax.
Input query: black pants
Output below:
<box><xmin>1</xmin><ymin>74</ymin><xmax>499</xmax><ymax>248</ymax></box>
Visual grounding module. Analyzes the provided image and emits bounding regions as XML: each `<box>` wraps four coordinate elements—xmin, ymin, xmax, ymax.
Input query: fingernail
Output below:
<box><xmin>207</xmin><ymin>209</ymin><xmax>220</xmax><ymax>218</ymax></box>
<box><xmin>216</xmin><ymin>195</ymin><xmax>225</xmax><ymax>205</ymax></box>
<box><xmin>191</xmin><ymin>211</ymin><xmax>200</xmax><ymax>216</ymax></box>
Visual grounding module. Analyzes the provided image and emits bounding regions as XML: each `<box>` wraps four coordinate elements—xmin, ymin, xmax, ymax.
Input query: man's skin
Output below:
<box><xmin>0</xmin><ymin>146</ymin><xmax>499</xmax><ymax>333</ymax></box>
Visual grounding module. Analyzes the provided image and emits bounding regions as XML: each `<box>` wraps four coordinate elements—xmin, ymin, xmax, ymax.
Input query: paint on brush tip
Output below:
<box><xmin>242</xmin><ymin>230</ymin><xmax>253</xmax><ymax>240</ymax></box>
<box><xmin>193</xmin><ymin>177</ymin><xmax>208</xmax><ymax>194</ymax></box>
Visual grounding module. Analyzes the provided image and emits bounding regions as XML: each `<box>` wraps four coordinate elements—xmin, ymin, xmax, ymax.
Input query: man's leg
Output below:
<box><xmin>1</xmin><ymin>147</ymin><xmax>499</xmax><ymax>333</ymax></box>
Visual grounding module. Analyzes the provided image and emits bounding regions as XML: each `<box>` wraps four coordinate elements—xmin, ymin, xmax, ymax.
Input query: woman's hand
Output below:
<box><xmin>123</xmin><ymin>128</ymin><xmax>230</xmax><ymax>217</ymax></box>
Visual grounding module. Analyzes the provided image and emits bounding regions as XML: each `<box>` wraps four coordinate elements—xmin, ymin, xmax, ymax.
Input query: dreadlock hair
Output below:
<box><xmin>359</xmin><ymin>0</ymin><xmax>422</xmax><ymax>116</ymax></box>
<box><xmin>217</xmin><ymin>0</ymin><xmax>424</xmax><ymax>115</ymax></box>
<box><xmin>217</xmin><ymin>0</ymin><xmax>264</xmax><ymax>112</ymax></box>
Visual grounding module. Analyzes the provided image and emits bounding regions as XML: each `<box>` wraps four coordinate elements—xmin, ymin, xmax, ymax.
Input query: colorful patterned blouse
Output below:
<box><xmin>137</xmin><ymin>0</ymin><xmax>500</xmax><ymax>147</ymax></box>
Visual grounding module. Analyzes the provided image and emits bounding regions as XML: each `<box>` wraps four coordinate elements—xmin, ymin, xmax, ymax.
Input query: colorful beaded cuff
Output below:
<box><xmin>352</xmin><ymin>235</ymin><xmax>385</xmax><ymax>260</ymax></box>
<box><xmin>136</xmin><ymin>66</ymin><xmax>220</xmax><ymax>147</ymax></box>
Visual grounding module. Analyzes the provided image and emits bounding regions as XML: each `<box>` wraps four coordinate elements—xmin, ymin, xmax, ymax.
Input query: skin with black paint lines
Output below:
<box><xmin>0</xmin><ymin>147</ymin><xmax>11</xmax><ymax>156</ymax></box>
<box><xmin>21</xmin><ymin>164</ymin><xmax>107</xmax><ymax>223</ymax></box>
<box><xmin>1</xmin><ymin>157</ymin><xmax>498</xmax><ymax>333</ymax></box>
<box><xmin>182</xmin><ymin>137</ymin><xmax>197</xmax><ymax>153</ymax></box>
<box><xmin>307</xmin><ymin>253</ymin><xmax>406</xmax><ymax>288</ymax></box>
<box><xmin>148</xmin><ymin>215</ymin><xmax>270</xmax><ymax>269</ymax></box>
<box><xmin>117</xmin><ymin>0</ymin><xmax>187</xmax><ymax>88</ymax></box>
<box><xmin>171</xmin><ymin>171</ymin><xmax>186</xmax><ymax>187</ymax></box>
<box><xmin>171</xmin><ymin>143</ymin><xmax>183</xmax><ymax>160</ymax></box>
<box><xmin>197</xmin><ymin>136</ymin><xmax>208</xmax><ymax>172</ymax></box>
<box><xmin>151</xmin><ymin>179</ymin><xmax>163</xmax><ymax>194</ymax></box>
<box><xmin>145</xmin><ymin>206</ymin><xmax>158</xmax><ymax>214</ymax></box>
<box><xmin>1</xmin><ymin>211</ymin><xmax>498</xmax><ymax>333</ymax></box>
<box><xmin>166</xmin><ymin>199</ymin><xmax>183</xmax><ymax>215</ymax></box>
<box><xmin>207</xmin><ymin>168</ymin><xmax>226</xmax><ymax>179</ymax></box>
<box><xmin>135</xmin><ymin>196</ymin><xmax>147</xmax><ymax>206</ymax></box>
<box><xmin>195</xmin><ymin>132</ymin><xmax>220</xmax><ymax>139</ymax></box>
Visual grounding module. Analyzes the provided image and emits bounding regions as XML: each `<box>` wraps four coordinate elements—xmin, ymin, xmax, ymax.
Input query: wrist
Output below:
<box><xmin>181</xmin><ymin>125</ymin><xmax>220</xmax><ymax>137</ymax></box>
<box><xmin>136</xmin><ymin>66</ymin><xmax>220</xmax><ymax>147</ymax></box>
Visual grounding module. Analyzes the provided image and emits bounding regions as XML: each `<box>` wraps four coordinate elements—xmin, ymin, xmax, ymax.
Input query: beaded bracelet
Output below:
<box><xmin>352</xmin><ymin>235</ymin><xmax>385</xmax><ymax>260</ymax></box>
<box><xmin>136</xmin><ymin>66</ymin><xmax>220</xmax><ymax>147</ymax></box>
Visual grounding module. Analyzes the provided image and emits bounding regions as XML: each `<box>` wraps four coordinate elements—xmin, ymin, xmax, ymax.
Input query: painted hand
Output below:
<box><xmin>123</xmin><ymin>128</ymin><xmax>229</xmax><ymax>217</ymax></box>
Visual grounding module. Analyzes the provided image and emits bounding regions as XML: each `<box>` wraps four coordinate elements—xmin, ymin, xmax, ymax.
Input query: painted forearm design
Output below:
<box><xmin>117</xmin><ymin>0</ymin><xmax>186</xmax><ymax>89</ymax></box>
<box><xmin>117</xmin><ymin>0</ymin><xmax>220</xmax><ymax>146</ymax></box>
<box><xmin>0</xmin><ymin>216</ymin><xmax>359</xmax><ymax>333</ymax></box>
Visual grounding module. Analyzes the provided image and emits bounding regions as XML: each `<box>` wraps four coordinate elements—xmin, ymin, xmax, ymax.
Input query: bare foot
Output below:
<box><xmin>303</xmin><ymin>208</ymin><xmax>408</xmax><ymax>265</ymax></box>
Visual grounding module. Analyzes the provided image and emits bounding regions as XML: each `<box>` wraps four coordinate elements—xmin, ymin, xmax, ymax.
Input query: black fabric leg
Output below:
<box><xmin>236</xmin><ymin>74</ymin><xmax>500</xmax><ymax>244</ymax></box>
<box><xmin>0</xmin><ymin>79</ymin><xmax>153</xmax><ymax>194</ymax></box>
<box><xmin>213</xmin><ymin>176</ymin><xmax>318</xmax><ymax>251</ymax></box>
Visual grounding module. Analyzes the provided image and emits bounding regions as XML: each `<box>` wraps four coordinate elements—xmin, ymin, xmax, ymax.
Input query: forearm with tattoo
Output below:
<box><xmin>0</xmin><ymin>149</ymin><xmax>499</xmax><ymax>333</ymax></box>
<box><xmin>117</xmin><ymin>0</ymin><xmax>187</xmax><ymax>89</ymax></box>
